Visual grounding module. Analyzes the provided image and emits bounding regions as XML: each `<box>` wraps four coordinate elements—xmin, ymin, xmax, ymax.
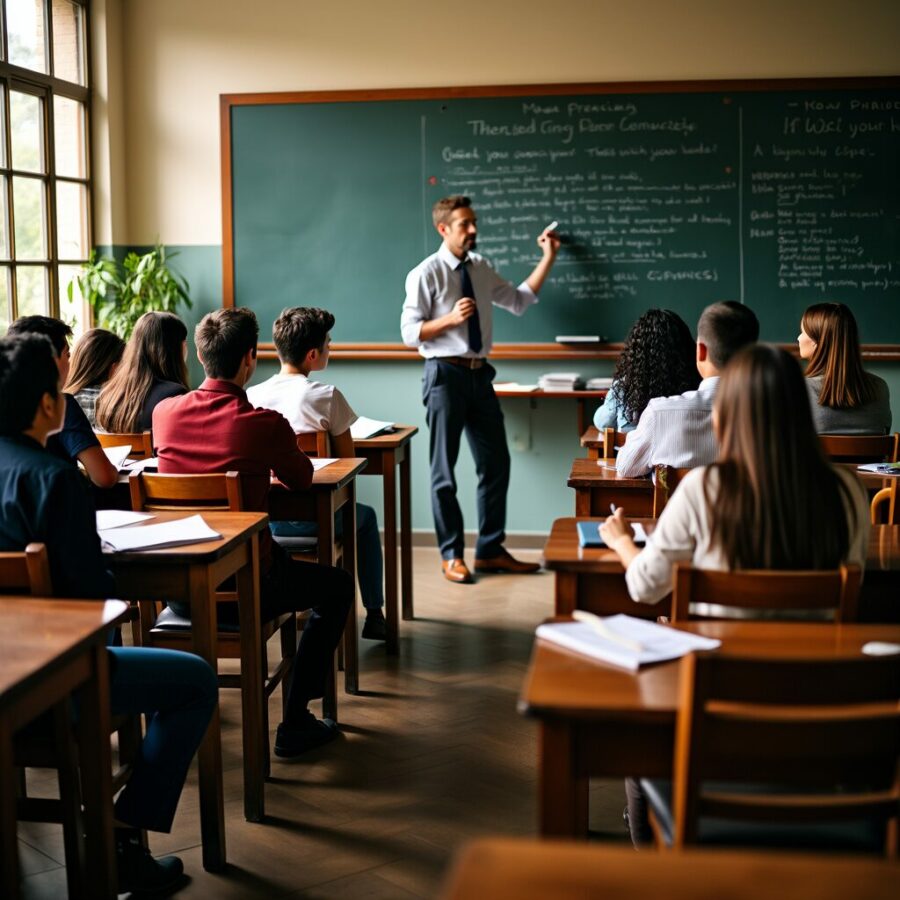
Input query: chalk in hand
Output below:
<box><xmin>545</xmin><ymin>220</ymin><xmax>559</xmax><ymax>232</ymax></box>
<box><xmin>609</xmin><ymin>503</ymin><xmax>617</xmax><ymax>515</ymax></box>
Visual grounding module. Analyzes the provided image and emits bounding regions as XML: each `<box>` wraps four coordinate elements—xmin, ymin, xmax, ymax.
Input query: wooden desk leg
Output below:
<box><xmin>587</xmin><ymin>447</ymin><xmax>599</xmax><ymax>460</ymax></box>
<box><xmin>77</xmin><ymin>643</ymin><xmax>117</xmax><ymax>897</ymax></box>
<box><xmin>575</xmin><ymin>489</ymin><xmax>590</xmax><ymax>517</ymax></box>
<box><xmin>237</xmin><ymin>536</ymin><xmax>265</xmax><ymax>823</ymax></box>
<box><xmin>383</xmin><ymin>448</ymin><xmax>399</xmax><ymax>654</ymax></box>
<box><xmin>576</xmin><ymin>399</ymin><xmax>586</xmax><ymax>438</ymax></box>
<box><xmin>555</xmin><ymin>572</ymin><xmax>578</xmax><ymax>616</ymax></box>
<box><xmin>188</xmin><ymin>564</ymin><xmax>226</xmax><ymax>871</ymax></box>
<box><xmin>341</xmin><ymin>488</ymin><xmax>359</xmax><ymax>694</ymax></box>
<box><xmin>539</xmin><ymin>720</ymin><xmax>588</xmax><ymax>839</ymax></box>
<box><xmin>0</xmin><ymin>721</ymin><xmax>19</xmax><ymax>900</ymax></box>
<box><xmin>399</xmin><ymin>445</ymin><xmax>414</xmax><ymax>623</ymax></box>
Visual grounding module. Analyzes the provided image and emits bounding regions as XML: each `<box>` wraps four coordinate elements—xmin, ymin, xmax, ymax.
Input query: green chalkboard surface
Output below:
<box><xmin>223</xmin><ymin>80</ymin><xmax>900</xmax><ymax>348</ymax></box>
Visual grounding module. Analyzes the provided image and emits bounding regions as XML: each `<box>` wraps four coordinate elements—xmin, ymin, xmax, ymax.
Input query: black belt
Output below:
<box><xmin>437</xmin><ymin>356</ymin><xmax>486</xmax><ymax>369</ymax></box>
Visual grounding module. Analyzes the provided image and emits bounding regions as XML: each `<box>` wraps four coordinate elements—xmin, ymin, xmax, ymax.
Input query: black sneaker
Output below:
<box><xmin>362</xmin><ymin>610</ymin><xmax>387</xmax><ymax>641</ymax></box>
<box><xmin>116</xmin><ymin>829</ymin><xmax>185</xmax><ymax>895</ymax></box>
<box><xmin>274</xmin><ymin>712</ymin><xmax>338</xmax><ymax>758</ymax></box>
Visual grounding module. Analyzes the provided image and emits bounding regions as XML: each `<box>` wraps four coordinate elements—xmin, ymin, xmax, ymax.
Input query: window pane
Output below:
<box><xmin>16</xmin><ymin>265</ymin><xmax>48</xmax><ymax>316</ymax></box>
<box><xmin>10</xmin><ymin>90</ymin><xmax>45</xmax><ymax>174</ymax></box>
<box><xmin>0</xmin><ymin>268</ymin><xmax>10</xmax><ymax>331</ymax></box>
<box><xmin>54</xmin><ymin>96</ymin><xmax>86</xmax><ymax>177</ymax></box>
<box><xmin>7</xmin><ymin>0</ymin><xmax>48</xmax><ymax>74</ymax></box>
<box><xmin>58</xmin><ymin>262</ymin><xmax>86</xmax><ymax>332</ymax></box>
<box><xmin>13</xmin><ymin>176</ymin><xmax>46</xmax><ymax>259</ymax></box>
<box><xmin>51</xmin><ymin>0</ymin><xmax>86</xmax><ymax>85</ymax></box>
<box><xmin>56</xmin><ymin>180</ymin><xmax>87</xmax><ymax>258</ymax></box>
<box><xmin>0</xmin><ymin>176</ymin><xmax>9</xmax><ymax>258</ymax></box>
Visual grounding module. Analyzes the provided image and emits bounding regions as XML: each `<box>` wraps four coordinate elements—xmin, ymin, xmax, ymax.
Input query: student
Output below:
<box><xmin>247</xmin><ymin>306</ymin><xmax>387</xmax><ymax>641</ymax></box>
<box><xmin>798</xmin><ymin>302</ymin><xmax>892</xmax><ymax>434</ymax></box>
<box><xmin>0</xmin><ymin>333</ymin><xmax>217</xmax><ymax>894</ymax></box>
<box><xmin>600</xmin><ymin>344</ymin><xmax>870</xmax><ymax>845</ymax></box>
<box><xmin>152</xmin><ymin>307</ymin><xmax>352</xmax><ymax>757</ymax></box>
<box><xmin>593</xmin><ymin>309</ymin><xmax>700</xmax><ymax>433</ymax></box>
<box><xmin>6</xmin><ymin>316</ymin><xmax>118</xmax><ymax>489</ymax></box>
<box><xmin>615</xmin><ymin>301</ymin><xmax>759</xmax><ymax>477</ymax></box>
<box><xmin>95</xmin><ymin>311</ymin><xmax>190</xmax><ymax>434</ymax></box>
<box><xmin>65</xmin><ymin>327</ymin><xmax>126</xmax><ymax>427</ymax></box>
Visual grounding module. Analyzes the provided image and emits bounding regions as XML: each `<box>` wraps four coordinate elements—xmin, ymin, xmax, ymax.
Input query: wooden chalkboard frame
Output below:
<box><xmin>220</xmin><ymin>76</ymin><xmax>900</xmax><ymax>361</ymax></box>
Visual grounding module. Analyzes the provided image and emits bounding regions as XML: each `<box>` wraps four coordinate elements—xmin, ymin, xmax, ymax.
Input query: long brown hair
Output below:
<box><xmin>95</xmin><ymin>312</ymin><xmax>188</xmax><ymax>433</ymax></box>
<box><xmin>64</xmin><ymin>328</ymin><xmax>125</xmax><ymax>395</ymax></box>
<box><xmin>704</xmin><ymin>344</ymin><xmax>854</xmax><ymax>569</ymax></box>
<box><xmin>801</xmin><ymin>302</ymin><xmax>873</xmax><ymax>408</ymax></box>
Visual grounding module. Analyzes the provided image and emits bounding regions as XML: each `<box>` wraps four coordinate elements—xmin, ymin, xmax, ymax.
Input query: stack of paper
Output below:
<box><xmin>585</xmin><ymin>377</ymin><xmax>613</xmax><ymax>391</ymax></box>
<box><xmin>536</xmin><ymin>614</ymin><xmax>721</xmax><ymax>670</ymax></box>
<box><xmin>122</xmin><ymin>456</ymin><xmax>159</xmax><ymax>474</ymax></box>
<box><xmin>350</xmin><ymin>416</ymin><xmax>395</xmax><ymax>439</ymax></box>
<box><xmin>858</xmin><ymin>462</ymin><xmax>900</xmax><ymax>476</ymax></box>
<box><xmin>96</xmin><ymin>510</ymin><xmax>155</xmax><ymax>530</ymax></box>
<box><xmin>311</xmin><ymin>458</ymin><xmax>338</xmax><ymax>470</ymax></box>
<box><xmin>99</xmin><ymin>514</ymin><xmax>222</xmax><ymax>552</ymax></box>
<box><xmin>493</xmin><ymin>382</ymin><xmax>539</xmax><ymax>393</ymax></box>
<box><xmin>538</xmin><ymin>372</ymin><xmax>585</xmax><ymax>392</ymax></box>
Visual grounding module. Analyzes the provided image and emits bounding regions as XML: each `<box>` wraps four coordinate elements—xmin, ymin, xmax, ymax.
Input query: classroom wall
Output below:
<box><xmin>90</xmin><ymin>0</ymin><xmax>900</xmax><ymax>536</ymax></box>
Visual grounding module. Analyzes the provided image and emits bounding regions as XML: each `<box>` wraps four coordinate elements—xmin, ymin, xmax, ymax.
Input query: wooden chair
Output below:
<box><xmin>95</xmin><ymin>429</ymin><xmax>154</xmax><ymax>460</ymax></box>
<box><xmin>127</xmin><ymin>471</ymin><xmax>332</xmax><ymax>732</ymax></box>
<box><xmin>0</xmin><ymin>543</ymin><xmax>53</xmax><ymax>596</ymax></box>
<box><xmin>871</xmin><ymin>481</ymin><xmax>899</xmax><ymax>525</ymax></box>
<box><xmin>296</xmin><ymin>430</ymin><xmax>331</xmax><ymax>458</ymax></box>
<box><xmin>643</xmin><ymin>651</ymin><xmax>900</xmax><ymax>855</ymax></box>
<box><xmin>819</xmin><ymin>433</ymin><xmax>899</xmax><ymax>463</ymax></box>
<box><xmin>602</xmin><ymin>427</ymin><xmax>628</xmax><ymax>459</ymax></box>
<box><xmin>652</xmin><ymin>465</ymin><xmax>691</xmax><ymax>517</ymax></box>
<box><xmin>671</xmin><ymin>564</ymin><xmax>861</xmax><ymax>623</ymax></box>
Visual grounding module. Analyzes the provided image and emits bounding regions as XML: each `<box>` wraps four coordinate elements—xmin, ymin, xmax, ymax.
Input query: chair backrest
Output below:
<box><xmin>652</xmin><ymin>465</ymin><xmax>692</xmax><ymax>517</ymax></box>
<box><xmin>0</xmin><ymin>543</ymin><xmax>53</xmax><ymax>596</ymax></box>
<box><xmin>602</xmin><ymin>427</ymin><xmax>628</xmax><ymax>459</ymax></box>
<box><xmin>671</xmin><ymin>564</ymin><xmax>861</xmax><ymax>623</ymax></box>
<box><xmin>819</xmin><ymin>433</ymin><xmax>899</xmax><ymax>463</ymax></box>
<box><xmin>672</xmin><ymin>650</ymin><xmax>900</xmax><ymax>851</ymax></box>
<box><xmin>95</xmin><ymin>429</ymin><xmax>154</xmax><ymax>460</ymax></box>
<box><xmin>129</xmin><ymin>471</ymin><xmax>244</xmax><ymax>512</ymax></box>
<box><xmin>871</xmin><ymin>481</ymin><xmax>899</xmax><ymax>525</ymax></box>
<box><xmin>296</xmin><ymin>431</ymin><xmax>330</xmax><ymax>457</ymax></box>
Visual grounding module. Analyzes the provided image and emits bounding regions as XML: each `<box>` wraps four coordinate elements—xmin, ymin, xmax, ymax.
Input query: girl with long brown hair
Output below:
<box><xmin>95</xmin><ymin>312</ymin><xmax>189</xmax><ymax>434</ymax></box>
<box><xmin>799</xmin><ymin>302</ymin><xmax>891</xmax><ymax>434</ymax></box>
<box><xmin>65</xmin><ymin>328</ymin><xmax>126</xmax><ymax>427</ymax></box>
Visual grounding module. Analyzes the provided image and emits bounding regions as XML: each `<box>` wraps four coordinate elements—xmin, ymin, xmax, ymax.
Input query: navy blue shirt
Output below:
<box><xmin>0</xmin><ymin>433</ymin><xmax>114</xmax><ymax>598</ymax></box>
<box><xmin>46</xmin><ymin>393</ymin><xmax>100</xmax><ymax>465</ymax></box>
<box><xmin>139</xmin><ymin>379</ymin><xmax>187</xmax><ymax>432</ymax></box>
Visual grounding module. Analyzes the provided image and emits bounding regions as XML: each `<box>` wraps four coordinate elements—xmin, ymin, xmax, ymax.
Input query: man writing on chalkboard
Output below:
<box><xmin>401</xmin><ymin>195</ymin><xmax>560</xmax><ymax>583</ymax></box>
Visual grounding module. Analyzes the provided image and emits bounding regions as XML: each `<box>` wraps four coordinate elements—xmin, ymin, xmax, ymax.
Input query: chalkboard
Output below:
<box><xmin>222</xmin><ymin>80</ymin><xmax>900</xmax><ymax>350</ymax></box>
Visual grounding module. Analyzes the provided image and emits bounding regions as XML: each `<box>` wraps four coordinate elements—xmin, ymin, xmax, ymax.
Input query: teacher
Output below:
<box><xmin>401</xmin><ymin>195</ymin><xmax>560</xmax><ymax>584</ymax></box>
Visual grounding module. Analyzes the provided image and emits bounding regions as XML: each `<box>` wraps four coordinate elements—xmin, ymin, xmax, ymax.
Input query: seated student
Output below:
<box><xmin>65</xmin><ymin>327</ymin><xmax>126</xmax><ymax>427</ymax></box>
<box><xmin>798</xmin><ymin>302</ymin><xmax>892</xmax><ymax>435</ymax></box>
<box><xmin>95</xmin><ymin>311</ymin><xmax>189</xmax><ymax>434</ymax></box>
<box><xmin>0</xmin><ymin>333</ymin><xmax>217</xmax><ymax>895</ymax></box>
<box><xmin>593</xmin><ymin>308</ymin><xmax>700</xmax><ymax>433</ymax></box>
<box><xmin>152</xmin><ymin>307</ymin><xmax>352</xmax><ymax>757</ymax></box>
<box><xmin>247</xmin><ymin>307</ymin><xmax>386</xmax><ymax>641</ymax></box>
<box><xmin>600</xmin><ymin>344</ymin><xmax>870</xmax><ymax>845</ymax></box>
<box><xmin>6</xmin><ymin>316</ymin><xmax>118</xmax><ymax>488</ymax></box>
<box><xmin>615</xmin><ymin>301</ymin><xmax>759</xmax><ymax>477</ymax></box>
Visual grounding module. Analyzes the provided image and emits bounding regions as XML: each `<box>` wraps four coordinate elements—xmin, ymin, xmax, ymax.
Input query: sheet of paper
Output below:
<box><xmin>311</xmin><ymin>458</ymin><xmax>339</xmax><ymax>470</ymax></box>
<box><xmin>99</xmin><ymin>514</ymin><xmax>222</xmax><ymax>553</ymax></box>
<box><xmin>857</xmin><ymin>463</ymin><xmax>900</xmax><ymax>475</ymax></box>
<box><xmin>121</xmin><ymin>456</ymin><xmax>159</xmax><ymax>473</ymax></box>
<box><xmin>102</xmin><ymin>444</ymin><xmax>132</xmax><ymax>471</ymax></box>
<box><xmin>96</xmin><ymin>510</ymin><xmax>155</xmax><ymax>530</ymax></box>
<box><xmin>350</xmin><ymin>416</ymin><xmax>395</xmax><ymax>439</ymax></box>
<box><xmin>493</xmin><ymin>382</ymin><xmax>539</xmax><ymax>393</ymax></box>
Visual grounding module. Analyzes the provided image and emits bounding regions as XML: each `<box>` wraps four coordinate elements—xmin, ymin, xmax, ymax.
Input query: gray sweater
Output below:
<box><xmin>805</xmin><ymin>373</ymin><xmax>892</xmax><ymax>435</ymax></box>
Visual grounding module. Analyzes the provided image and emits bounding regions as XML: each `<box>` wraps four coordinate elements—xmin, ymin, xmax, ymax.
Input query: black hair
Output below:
<box><xmin>194</xmin><ymin>307</ymin><xmax>259</xmax><ymax>379</ymax></box>
<box><xmin>273</xmin><ymin>307</ymin><xmax>336</xmax><ymax>366</ymax></box>
<box><xmin>0</xmin><ymin>334</ymin><xmax>60</xmax><ymax>435</ymax></box>
<box><xmin>696</xmin><ymin>301</ymin><xmax>760</xmax><ymax>370</ymax></box>
<box><xmin>6</xmin><ymin>315</ymin><xmax>73</xmax><ymax>355</ymax></box>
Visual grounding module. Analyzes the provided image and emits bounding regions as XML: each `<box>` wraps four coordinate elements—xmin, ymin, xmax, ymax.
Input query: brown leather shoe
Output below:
<box><xmin>442</xmin><ymin>558</ymin><xmax>474</xmax><ymax>584</ymax></box>
<box><xmin>474</xmin><ymin>548</ymin><xmax>541</xmax><ymax>574</ymax></box>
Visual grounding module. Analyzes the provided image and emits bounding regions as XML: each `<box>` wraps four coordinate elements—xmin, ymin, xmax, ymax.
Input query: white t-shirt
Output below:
<box><xmin>246</xmin><ymin>373</ymin><xmax>357</xmax><ymax>435</ymax></box>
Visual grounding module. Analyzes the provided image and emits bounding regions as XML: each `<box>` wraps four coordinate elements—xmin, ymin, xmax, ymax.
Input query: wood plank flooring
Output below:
<box><xmin>18</xmin><ymin>547</ymin><xmax>628</xmax><ymax>898</ymax></box>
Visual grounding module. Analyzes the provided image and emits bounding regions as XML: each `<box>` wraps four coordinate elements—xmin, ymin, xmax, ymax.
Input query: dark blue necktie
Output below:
<box><xmin>459</xmin><ymin>259</ymin><xmax>483</xmax><ymax>355</ymax></box>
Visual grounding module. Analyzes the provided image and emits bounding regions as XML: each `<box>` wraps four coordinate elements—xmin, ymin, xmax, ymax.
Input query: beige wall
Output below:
<box><xmin>95</xmin><ymin>0</ymin><xmax>900</xmax><ymax>246</ymax></box>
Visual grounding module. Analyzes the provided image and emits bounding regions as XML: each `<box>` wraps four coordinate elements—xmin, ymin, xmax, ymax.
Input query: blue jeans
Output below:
<box><xmin>270</xmin><ymin>502</ymin><xmax>384</xmax><ymax>611</ymax></box>
<box><xmin>108</xmin><ymin>647</ymin><xmax>217</xmax><ymax>834</ymax></box>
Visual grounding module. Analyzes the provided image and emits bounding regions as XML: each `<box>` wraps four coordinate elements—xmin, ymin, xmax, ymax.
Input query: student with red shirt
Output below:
<box><xmin>152</xmin><ymin>307</ymin><xmax>352</xmax><ymax>758</ymax></box>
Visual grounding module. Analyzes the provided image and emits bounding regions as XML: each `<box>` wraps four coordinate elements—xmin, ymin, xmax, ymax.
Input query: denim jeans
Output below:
<box><xmin>270</xmin><ymin>502</ymin><xmax>385</xmax><ymax>611</ymax></box>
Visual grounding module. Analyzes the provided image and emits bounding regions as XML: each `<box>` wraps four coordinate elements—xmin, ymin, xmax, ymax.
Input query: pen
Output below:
<box><xmin>572</xmin><ymin>610</ymin><xmax>643</xmax><ymax>652</ymax></box>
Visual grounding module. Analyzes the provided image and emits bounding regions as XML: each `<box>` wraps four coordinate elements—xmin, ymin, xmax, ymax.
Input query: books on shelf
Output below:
<box><xmin>585</xmin><ymin>377</ymin><xmax>613</xmax><ymax>391</ymax></box>
<box><xmin>538</xmin><ymin>372</ymin><xmax>584</xmax><ymax>391</ymax></box>
<box><xmin>350</xmin><ymin>416</ymin><xmax>395</xmax><ymax>440</ymax></box>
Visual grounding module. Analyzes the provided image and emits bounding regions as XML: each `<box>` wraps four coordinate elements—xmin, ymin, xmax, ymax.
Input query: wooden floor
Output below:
<box><xmin>18</xmin><ymin>547</ymin><xmax>628</xmax><ymax>898</ymax></box>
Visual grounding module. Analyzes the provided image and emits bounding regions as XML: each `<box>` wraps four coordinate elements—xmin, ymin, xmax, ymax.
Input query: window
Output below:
<box><xmin>0</xmin><ymin>0</ymin><xmax>90</xmax><ymax>333</ymax></box>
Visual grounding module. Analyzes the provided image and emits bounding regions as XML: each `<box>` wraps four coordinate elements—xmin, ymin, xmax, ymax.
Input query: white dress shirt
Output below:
<box><xmin>246</xmin><ymin>373</ymin><xmax>357</xmax><ymax>436</ymax></box>
<box><xmin>615</xmin><ymin>377</ymin><xmax>720</xmax><ymax>478</ymax></box>
<box><xmin>401</xmin><ymin>242</ymin><xmax>538</xmax><ymax>357</ymax></box>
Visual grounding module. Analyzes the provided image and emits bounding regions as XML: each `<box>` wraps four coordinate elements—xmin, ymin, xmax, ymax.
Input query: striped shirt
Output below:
<box><xmin>615</xmin><ymin>377</ymin><xmax>719</xmax><ymax>477</ymax></box>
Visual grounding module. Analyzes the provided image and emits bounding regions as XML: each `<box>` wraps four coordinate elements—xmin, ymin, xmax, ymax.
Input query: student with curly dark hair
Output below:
<box><xmin>593</xmin><ymin>308</ymin><xmax>700</xmax><ymax>432</ymax></box>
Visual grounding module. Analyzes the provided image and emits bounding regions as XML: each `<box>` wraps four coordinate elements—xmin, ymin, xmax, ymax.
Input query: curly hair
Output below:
<box><xmin>611</xmin><ymin>309</ymin><xmax>700</xmax><ymax>424</ymax></box>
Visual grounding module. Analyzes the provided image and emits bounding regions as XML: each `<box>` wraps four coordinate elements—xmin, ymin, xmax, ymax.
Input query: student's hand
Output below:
<box><xmin>537</xmin><ymin>228</ymin><xmax>561</xmax><ymax>257</ymax></box>
<box><xmin>599</xmin><ymin>507</ymin><xmax>634</xmax><ymax>549</ymax></box>
<box><xmin>449</xmin><ymin>297</ymin><xmax>476</xmax><ymax>325</ymax></box>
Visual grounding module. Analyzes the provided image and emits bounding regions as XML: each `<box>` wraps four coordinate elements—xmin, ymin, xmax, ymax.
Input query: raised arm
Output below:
<box><xmin>524</xmin><ymin>228</ymin><xmax>561</xmax><ymax>295</ymax></box>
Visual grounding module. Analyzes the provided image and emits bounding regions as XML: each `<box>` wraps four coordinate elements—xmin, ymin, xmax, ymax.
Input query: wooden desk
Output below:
<box><xmin>494</xmin><ymin>387</ymin><xmax>606</xmax><ymax>437</ymax></box>
<box><xmin>544</xmin><ymin>518</ymin><xmax>900</xmax><ymax>623</ymax></box>
<box><xmin>354</xmin><ymin>426</ymin><xmax>418</xmax><ymax>654</ymax></box>
<box><xmin>520</xmin><ymin>620</ymin><xmax>900</xmax><ymax>838</ymax></box>
<box><xmin>106</xmin><ymin>510</ymin><xmax>269</xmax><ymax>861</ymax></box>
<box><xmin>0</xmin><ymin>598</ymin><xmax>129</xmax><ymax>899</ymax></box>
<box><xmin>269</xmin><ymin>458</ymin><xmax>367</xmax><ymax>696</ymax></box>
<box><xmin>568</xmin><ymin>458</ymin><xmax>654</xmax><ymax>517</ymax></box>
<box><xmin>441</xmin><ymin>838</ymin><xmax>899</xmax><ymax>900</ymax></box>
<box><xmin>580</xmin><ymin>425</ymin><xmax>603</xmax><ymax>459</ymax></box>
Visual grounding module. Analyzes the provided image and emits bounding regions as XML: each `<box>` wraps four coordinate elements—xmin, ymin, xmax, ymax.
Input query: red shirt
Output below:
<box><xmin>152</xmin><ymin>378</ymin><xmax>313</xmax><ymax>570</ymax></box>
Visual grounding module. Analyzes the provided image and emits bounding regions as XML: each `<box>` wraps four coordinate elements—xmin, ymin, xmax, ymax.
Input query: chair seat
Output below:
<box><xmin>640</xmin><ymin>778</ymin><xmax>886</xmax><ymax>853</ymax></box>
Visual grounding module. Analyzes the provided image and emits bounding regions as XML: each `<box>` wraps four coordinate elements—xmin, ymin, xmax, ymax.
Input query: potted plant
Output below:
<box><xmin>68</xmin><ymin>244</ymin><xmax>191</xmax><ymax>339</ymax></box>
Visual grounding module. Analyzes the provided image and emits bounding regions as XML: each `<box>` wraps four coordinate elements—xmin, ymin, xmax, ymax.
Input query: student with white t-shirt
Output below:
<box><xmin>247</xmin><ymin>307</ymin><xmax>386</xmax><ymax>640</ymax></box>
